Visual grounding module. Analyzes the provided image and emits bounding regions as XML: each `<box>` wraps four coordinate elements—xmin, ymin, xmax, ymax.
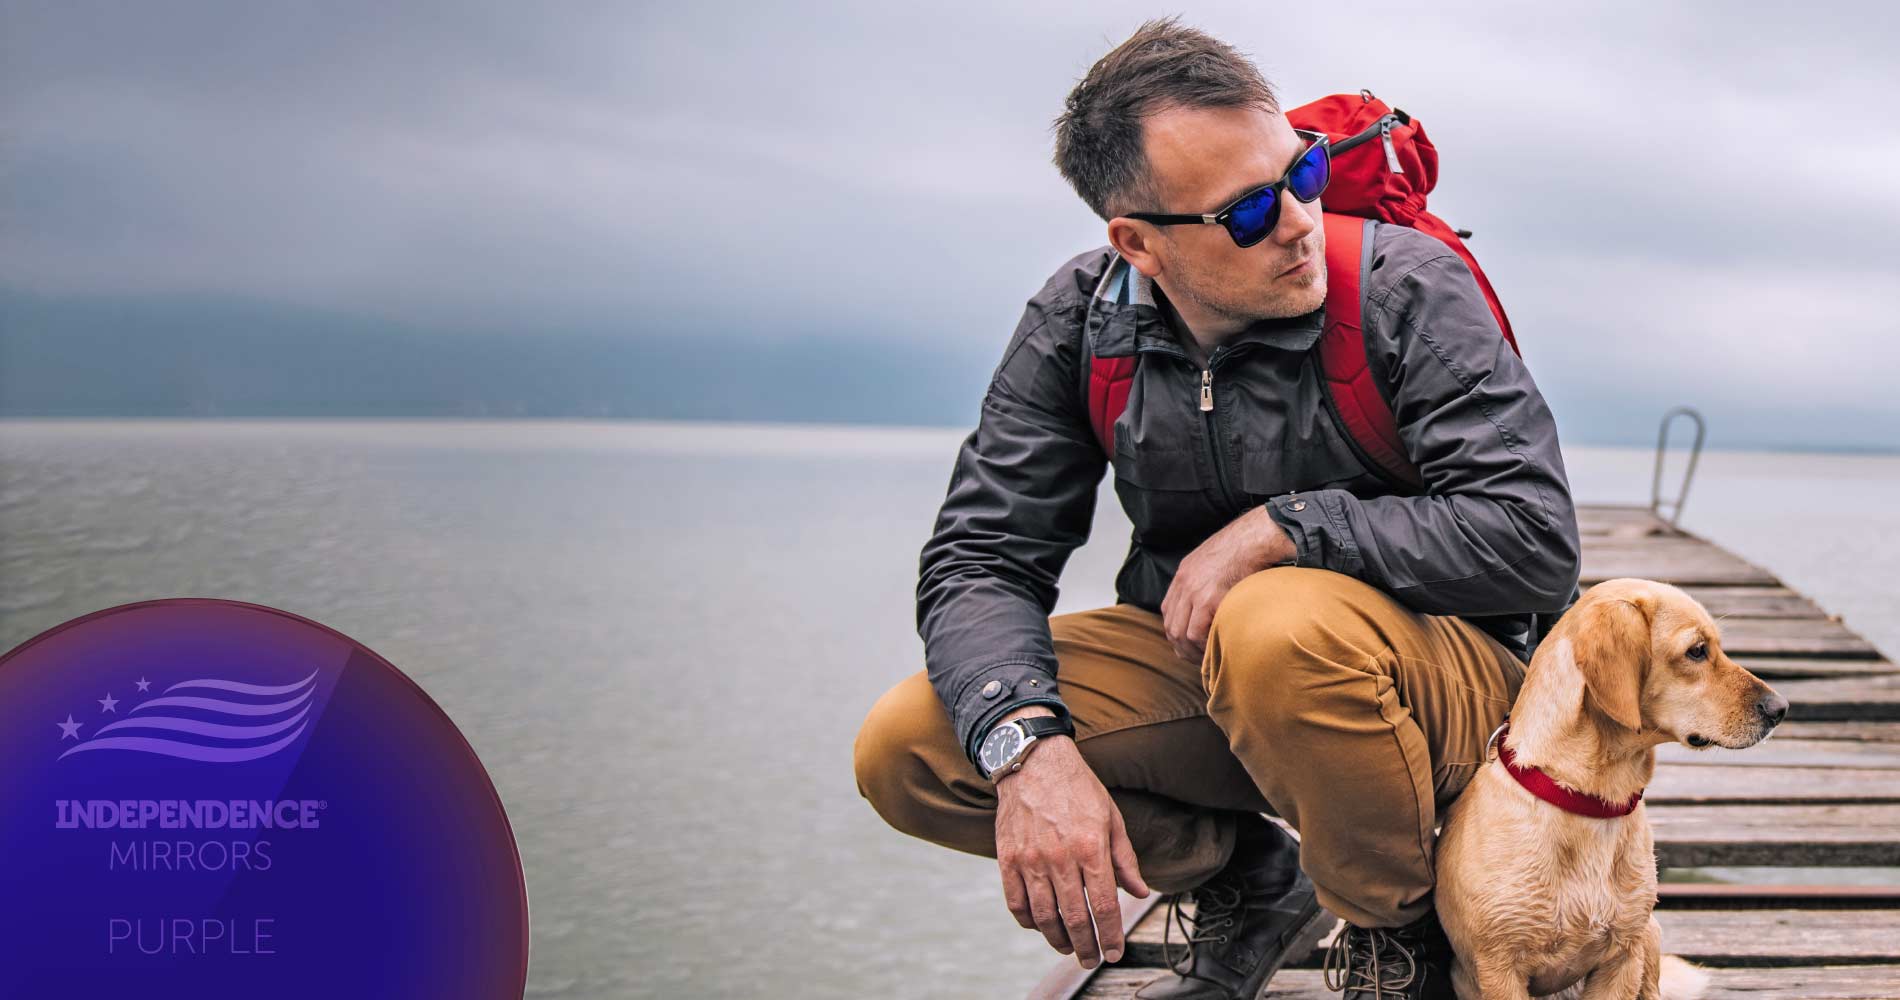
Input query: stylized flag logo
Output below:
<box><xmin>57</xmin><ymin>669</ymin><xmax>318</xmax><ymax>763</ymax></box>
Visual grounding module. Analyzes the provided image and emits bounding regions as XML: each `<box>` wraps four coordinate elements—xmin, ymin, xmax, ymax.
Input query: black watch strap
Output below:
<box><xmin>1019</xmin><ymin>714</ymin><xmax>1075</xmax><ymax>740</ymax></box>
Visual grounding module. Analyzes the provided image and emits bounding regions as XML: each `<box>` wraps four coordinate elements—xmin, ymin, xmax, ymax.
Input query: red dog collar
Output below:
<box><xmin>1488</xmin><ymin>722</ymin><xmax>1643</xmax><ymax>818</ymax></box>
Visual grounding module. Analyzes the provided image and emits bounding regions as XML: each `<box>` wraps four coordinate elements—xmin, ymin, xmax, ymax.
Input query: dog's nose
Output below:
<box><xmin>1757</xmin><ymin>690</ymin><xmax>1789</xmax><ymax>727</ymax></box>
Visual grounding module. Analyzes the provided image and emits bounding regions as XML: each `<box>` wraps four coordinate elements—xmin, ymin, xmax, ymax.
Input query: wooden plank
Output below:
<box><xmin>1659</xmin><ymin>909</ymin><xmax>1900</xmax><ymax>965</ymax></box>
<box><xmin>1576</xmin><ymin>504</ymin><xmax>1671</xmax><ymax>529</ymax></box>
<box><xmin>1770</xmin><ymin>676</ymin><xmax>1900</xmax><ymax>722</ymax></box>
<box><xmin>1647</xmin><ymin>765</ymin><xmax>1900</xmax><ymax>805</ymax></box>
<box><xmin>1659</xmin><ymin>884</ymin><xmax>1900</xmax><ymax>908</ymax></box>
<box><xmin>1776</xmin><ymin>721</ymin><xmax>1900</xmax><ymax>743</ymax></box>
<box><xmin>1080</xmin><ymin>965</ymin><xmax>1900</xmax><ymax>998</ymax></box>
<box><xmin>1676</xmin><ymin>586</ymin><xmax>1834</xmax><ymax>620</ymax></box>
<box><xmin>1656</xmin><ymin>740</ymin><xmax>1900</xmax><ymax>769</ymax></box>
<box><xmin>1706</xmin><ymin>619</ymin><xmax>1885</xmax><ymax>660</ymax></box>
<box><xmin>1736</xmin><ymin>658</ymin><xmax>1900</xmax><ymax>679</ymax></box>
<box><xmin>1580</xmin><ymin>541</ymin><xmax>1779</xmax><ymax>586</ymax></box>
<box><xmin>1579</xmin><ymin>516</ymin><xmax>1674</xmax><ymax>540</ymax></box>
<box><xmin>1649</xmin><ymin>803</ymin><xmax>1900</xmax><ymax>866</ymax></box>
<box><xmin>1692</xmin><ymin>965</ymin><xmax>1900</xmax><ymax>997</ymax></box>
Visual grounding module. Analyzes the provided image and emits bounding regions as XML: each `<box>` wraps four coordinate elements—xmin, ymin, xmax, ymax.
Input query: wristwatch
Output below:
<box><xmin>977</xmin><ymin>714</ymin><xmax>1075</xmax><ymax>782</ymax></box>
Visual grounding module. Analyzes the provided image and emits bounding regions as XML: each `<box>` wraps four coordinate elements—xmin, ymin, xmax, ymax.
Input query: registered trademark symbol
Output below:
<box><xmin>319</xmin><ymin>801</ymin><xmax>329</xmax><ymax>809</ymax></box>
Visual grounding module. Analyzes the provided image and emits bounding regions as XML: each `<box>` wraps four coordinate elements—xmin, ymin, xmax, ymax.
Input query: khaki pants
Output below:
<box><xmin>852</xmin><ymin>566</ymin><xmax>1527</xmax><ymax>928</ymax></box>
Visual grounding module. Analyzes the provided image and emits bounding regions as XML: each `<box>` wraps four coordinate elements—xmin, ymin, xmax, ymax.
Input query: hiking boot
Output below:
<box><xmin>1134</xmin><ymin>813</ymin><xmax>1331</xmax><ymax>1000</ymax></box>
<box><xmin>1319</xmin><ymin>908</ymin><xmax>1456</xmax><ymax>1000</ymax></box>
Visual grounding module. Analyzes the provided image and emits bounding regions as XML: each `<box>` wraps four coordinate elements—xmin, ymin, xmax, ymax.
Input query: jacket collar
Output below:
<box><xmin>1488</xmin><ymin>721</ymin><xmax>1645</xmax><ymax>819</ymax></box>
<box><xmin>1085</xmin><ymin>251</ymin><xmax>1325</xmax><ymax>361</ymax></box>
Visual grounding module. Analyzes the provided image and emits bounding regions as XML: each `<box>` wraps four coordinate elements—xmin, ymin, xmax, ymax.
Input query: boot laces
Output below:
<box><xmin>1321</xmin><ymin>923</ymin><xmax>1419</xmax><ymax>999</ymax></box>
<box><xmin>1159</xmin><ymin>873</ymin><xmax>1247</xmax><ymax>974</ymax></box>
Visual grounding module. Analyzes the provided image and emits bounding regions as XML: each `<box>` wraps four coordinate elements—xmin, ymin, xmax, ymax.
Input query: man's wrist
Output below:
<box><xmin>974</xmin><ymin>703</ymin><xmax>1059</xmax><ymax>756</ymax></box>
<box><xmin>981</xmin><ymin>705</ymin><xmax>1072</xmax><ymax>784</ymax></box>
<box><xmin>998</xmin><ymin>705</ymin><xmax>1058</xmax><ymax>725</ymax></box>
<box><xmin>1249</xmin><ymin>504</ymin><xmax>1298</xmax><ymax>568</ymax></box>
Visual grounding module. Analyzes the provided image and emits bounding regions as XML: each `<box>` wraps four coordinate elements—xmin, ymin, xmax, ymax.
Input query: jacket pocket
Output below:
<box><xmin>1112</xmin><ymin>439</ymin><xmax>1204</xmax><ymax>491</ymax></box>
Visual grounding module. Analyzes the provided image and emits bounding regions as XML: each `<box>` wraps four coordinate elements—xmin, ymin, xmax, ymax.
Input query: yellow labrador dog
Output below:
<box><xmin>1435</xmin><ymin>578</ymin><xmax>1788</xmax><ymax>999</ymax></box>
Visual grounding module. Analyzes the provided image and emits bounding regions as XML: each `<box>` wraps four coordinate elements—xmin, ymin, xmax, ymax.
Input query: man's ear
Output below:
<box><xmin>1567</xmin><ymin>596</ymin><xmax>1652</xmax><ymax>731</ymax></box>
<box><xmin>1106</xmin><ymin>217</ymin><xmax>1163</xmax><ymax>278</ymax></box>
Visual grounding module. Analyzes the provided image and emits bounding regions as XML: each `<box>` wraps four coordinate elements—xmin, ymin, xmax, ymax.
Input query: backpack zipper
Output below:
<box><xmin>1329</xmin><ymin>111</ymin><xmax>1407</xmax><ymax>160</ymax></box>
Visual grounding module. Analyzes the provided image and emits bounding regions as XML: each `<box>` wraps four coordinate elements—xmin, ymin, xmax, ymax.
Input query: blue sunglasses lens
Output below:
<box><xmin>1289</xmin><ymin>141</ymin><xmax>1329</xmax><ymax>202</ymax></box>
<box><xmin>1225</xmin><ymin>187</ymin><xmax>1280</xmax><ymax>246</ymax></box>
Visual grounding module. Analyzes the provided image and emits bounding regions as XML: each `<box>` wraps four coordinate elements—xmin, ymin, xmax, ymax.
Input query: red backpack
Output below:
<box><xmin>1085</xmin><ymin>91</ymin><xmax>1518</xmax><ymax>491</ymax></box>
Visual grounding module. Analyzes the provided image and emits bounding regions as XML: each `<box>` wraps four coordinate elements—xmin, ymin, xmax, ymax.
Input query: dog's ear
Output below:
<box><xmin>1568</xmin><ymin>596</ymin><xmax>1652</xmax><ymax>731</ymax></box>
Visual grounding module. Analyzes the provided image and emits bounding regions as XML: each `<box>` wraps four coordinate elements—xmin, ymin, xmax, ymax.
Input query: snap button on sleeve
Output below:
<box><xmin>1290</xmin><ymin>500</ymin><xmax>1307</xmax><ymax>512</ymax></box>
<box><xmin>981</xmin><ymin>680</ymin><xmax>1003</xmax><ymax>699</ymax></box>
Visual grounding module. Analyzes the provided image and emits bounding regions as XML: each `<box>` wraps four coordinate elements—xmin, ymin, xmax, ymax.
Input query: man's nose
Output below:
<box><xmin>1271</xmin><ymin>192</ymin><xmax>1319</xmax><ymax>246</ymax></box>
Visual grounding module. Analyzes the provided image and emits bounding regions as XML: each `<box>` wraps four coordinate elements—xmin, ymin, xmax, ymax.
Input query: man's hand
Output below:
<box><xmin>1161</xmin><ymin>506</ymin><xmax>1295</xmax><ymax>664</ymax></box>
<box><xmin>992</xmin><ymin>706</ymin><xmax>1149</xmax><ymax>969</ymax></box>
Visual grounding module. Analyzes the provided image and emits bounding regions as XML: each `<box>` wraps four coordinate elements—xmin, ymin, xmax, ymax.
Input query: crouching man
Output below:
<box><xmin>854</xmin><ymin>17</ymin><xmax>1581</xmax><ymax>1000</ymax></box>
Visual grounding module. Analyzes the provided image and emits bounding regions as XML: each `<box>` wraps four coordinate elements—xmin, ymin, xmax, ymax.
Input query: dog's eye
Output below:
<box><xmin>1686</xmin><ymin>642</ymin><xmax>1708</xmax><ymax>662</ymax></box>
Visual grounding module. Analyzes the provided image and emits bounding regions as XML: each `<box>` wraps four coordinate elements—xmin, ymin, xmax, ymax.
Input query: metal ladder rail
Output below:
<box><xmin>1650</xmin><ymin>406</ymin><xmax>1706</xmax><ymax>532</ymax></box>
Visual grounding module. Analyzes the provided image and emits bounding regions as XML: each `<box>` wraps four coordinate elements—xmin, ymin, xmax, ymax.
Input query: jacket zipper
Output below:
<box><xmin>1198</xmin><ymin>350</ymin><xmax>1247</xmax><ymax>515</ymax></box>
<box><xmin>1133</xmin><ymin>339</ymin><xmax>1251</xmax><ymax>514</ymax></box>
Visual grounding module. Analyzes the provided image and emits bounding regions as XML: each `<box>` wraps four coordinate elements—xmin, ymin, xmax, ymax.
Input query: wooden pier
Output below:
<box><xmin>1033</xmin><ymin>503</ymin><xmax>1900</xmax><ymax>999</ymax></box>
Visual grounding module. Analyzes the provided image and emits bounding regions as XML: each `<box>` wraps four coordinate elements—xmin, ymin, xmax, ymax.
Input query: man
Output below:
<box><xmin>854</xmin><ymin>17</ymin><xmax>1581</xmax><ymax>1000</ymax></box>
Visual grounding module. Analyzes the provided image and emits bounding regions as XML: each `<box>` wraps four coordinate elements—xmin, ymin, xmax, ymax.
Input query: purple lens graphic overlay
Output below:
<box><xmin>0</xmin><ymin>600</ymin><xmax>530</xmax><ymax>999</ymax></box>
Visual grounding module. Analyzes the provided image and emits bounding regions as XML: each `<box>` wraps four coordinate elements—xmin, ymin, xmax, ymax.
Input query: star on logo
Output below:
<box><xmin>57</xmin><ymin>715</ymin><xmax>82</xmax><ymax>740</ymax></box>
<box><xmin>134</xmin><ymin>677</ymin><xmax>152</xmax><ymax>692</ymax></box>
<box><xmin>99</xmin><ymin>692</ymin><xmax>119</xmax><ymax>713</ymax></box>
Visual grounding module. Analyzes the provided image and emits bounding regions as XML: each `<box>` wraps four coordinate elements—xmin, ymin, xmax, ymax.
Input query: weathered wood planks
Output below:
<box><xmin>1079</xmin><ymin>965</ymin><xmax>1900</xmax><ymax>998</ymax></box>
<box><xmin>1761</xmin><ymin>676</ymin><xmax>1900</xmax><ymax>721</ymax></box>
<box><xmin>1119</xmin><ymin>904</ymin><xmax>1900</xmax><ymax>970</ymax></box>
<box><xmin>1648</xmin><ymin>803</ymin><xmax>1900</xmax><ymax>866</ymax></box>
<box><xmin>1712</xmin><ymin>618</ymin><xmax>1883</xmax><ymax>659</ymax></box>
<box><xmin>1581</xmin><ymin>540</ymin><xmax>1779</xmax><ymax>586</ymax></box>
<box><xmin>1675</xmin><ymin>586</ymin><xmax>1835</xmax><ymax>620</ymax></box>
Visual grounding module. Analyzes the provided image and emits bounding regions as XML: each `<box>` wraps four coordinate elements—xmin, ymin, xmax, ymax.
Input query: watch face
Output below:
<box><xmin>979</xmin><ymin>723</ymin><xmax>1024</xmax><ymax>775</ymax></box>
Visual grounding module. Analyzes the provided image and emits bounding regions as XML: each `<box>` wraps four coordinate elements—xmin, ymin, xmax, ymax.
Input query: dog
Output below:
<box><xmin>1433</xmin><ymin>577</ymin><xmax>1788</xmax><ymax>999</ymax></box>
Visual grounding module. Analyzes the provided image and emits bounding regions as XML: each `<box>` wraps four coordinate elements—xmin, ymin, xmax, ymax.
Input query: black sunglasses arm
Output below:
<box><xmin>1124</xmin><ymin>211</ymin><xmax>1222</xmax><ymax>225</ymax></box>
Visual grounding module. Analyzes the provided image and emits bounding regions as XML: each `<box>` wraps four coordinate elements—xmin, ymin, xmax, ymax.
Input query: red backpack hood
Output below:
<box><xmin>1287</xmin><ymin>90</ymin><xmax>1440</xmax><ymax>227</ymax></box>
<box><xmin>1287</xmin><ymin>91</ymin><xmax>1517</xmax><ymax>352</ymax></box>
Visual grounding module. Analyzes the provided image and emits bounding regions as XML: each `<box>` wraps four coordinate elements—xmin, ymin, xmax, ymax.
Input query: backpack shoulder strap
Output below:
<box><xmin>1083</xmin><ymin>256</ymin><xmax>1137</xmax><ymax>456</ymax></box>
<box><xmin>1319</xmin><ymin>214</ymin><xmax>1425</xmax><ymax>491</ymax></box>
<box><xmin>1081</xmin><ymin>225</ymin><xmax>1427</xmax><ymax>491</ymax></box>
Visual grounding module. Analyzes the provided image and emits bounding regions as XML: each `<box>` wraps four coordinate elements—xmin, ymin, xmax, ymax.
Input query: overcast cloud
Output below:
<box><xmin>3</xmin><ymin>1</ymin><xmax>1897</xmax><ymax>448</ymax></box>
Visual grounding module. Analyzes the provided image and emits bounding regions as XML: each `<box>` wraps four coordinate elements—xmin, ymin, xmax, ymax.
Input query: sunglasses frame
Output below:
<box><xmin>1124</xmin><ymin>129</ymin><xmax>1332</xmax><ymax>248</ymax></box>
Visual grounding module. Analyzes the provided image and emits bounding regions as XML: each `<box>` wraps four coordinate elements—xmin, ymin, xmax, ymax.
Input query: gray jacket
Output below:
<box><xmin>916</xmin><ymin>221</ymin><xmax>1583</xmax><ymax>768</ymax></box>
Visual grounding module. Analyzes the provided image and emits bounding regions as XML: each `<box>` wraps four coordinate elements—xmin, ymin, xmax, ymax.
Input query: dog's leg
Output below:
<box><xmin>1639</xmin><ymin>918</ymin><xmax>1663</xmax><ymax>1000</ymax></box>
<box><xmin>1451</xmin><ymin>955</ymin><xmax>1481</xmax><ymax>1000</ymax></box>
<box><xmin>1473</xmin><ymin>956</ymin><xmax>1532</xmax><ymax>1000</ymax></box>
<box><xmin>1576</xmin><ymin>942</ymin><xmax>1646</xmax><ymax>1000</ymax></box>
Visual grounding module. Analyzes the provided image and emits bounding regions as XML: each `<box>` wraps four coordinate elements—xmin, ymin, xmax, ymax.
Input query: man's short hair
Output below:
<box><xmin>1052</xmin><ymin>17</ymin><xmax>1281</xmax><ymax>221</ymax></box>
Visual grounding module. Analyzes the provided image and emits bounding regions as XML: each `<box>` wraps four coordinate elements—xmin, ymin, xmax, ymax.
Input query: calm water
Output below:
<box><xmin>1</xmin><ymin>420</ymin><xmax>1895</xmax><ymax>999</ymax></box>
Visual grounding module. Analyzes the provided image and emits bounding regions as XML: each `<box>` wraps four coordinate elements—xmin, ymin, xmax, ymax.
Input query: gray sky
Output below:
<box><xmin>3</xmin><ymin>1</ymin><xmax>1897</xmax><ymax>449</ymax></box>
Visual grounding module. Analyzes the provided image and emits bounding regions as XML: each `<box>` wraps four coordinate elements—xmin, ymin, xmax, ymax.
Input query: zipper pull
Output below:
<box><xmin>1381</xmin><ymin>116</ymin><xmax>1404</xmax><ymax>174</ymax></box>
<box><xmin>1200</xmin><ymin>369</ymin><xmax>1214</xmax><ymax>412</ymax></box>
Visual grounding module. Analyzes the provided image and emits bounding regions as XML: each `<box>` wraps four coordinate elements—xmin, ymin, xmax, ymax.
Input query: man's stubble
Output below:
<box><xmin>1160</xmin><ymin>232</ymin><xmax>1328</xmax><ymax>330</ymax></box>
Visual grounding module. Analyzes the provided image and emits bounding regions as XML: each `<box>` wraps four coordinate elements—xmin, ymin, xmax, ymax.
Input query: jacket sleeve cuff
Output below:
<box><xmin>1263</xmin><ymin>490</ymin><xmax>1364</xmax><ymax>578</ymax></box>
<box><xmin>951</xmin><ymin>659</ymin><xmax>1070</xmax><ymax>770</ymax></box>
